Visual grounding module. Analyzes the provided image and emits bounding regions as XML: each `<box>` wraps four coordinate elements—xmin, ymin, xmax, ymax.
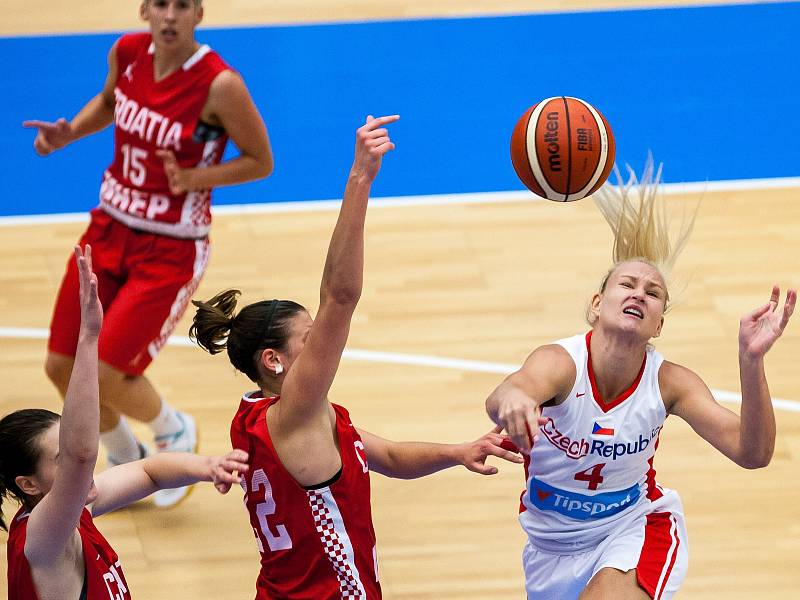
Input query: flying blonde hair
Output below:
<box><xmin>588</xmin><ymin>155</ymin><xmax>699</xmax><ymax>322</ymax></box>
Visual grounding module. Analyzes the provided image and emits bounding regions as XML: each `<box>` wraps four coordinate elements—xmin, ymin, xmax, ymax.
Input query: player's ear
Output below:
<box><xmin>15</xmin><ymin>474</ymin><xmax>42</xmax><ymax>498</ymax></box>
<box><xmin>195</xmin><ymin>3</ymin><xmax>204</xmax><ymax>25</ymax></box>
<box><xmin>588</xmin><ymin>293</ymin><xmax>602</xmax><ymax>325</ymax></box>
<box><xmin>140</xmin><ymin>1</ymin><xmax>149</xmax><ymax>22</ymax></box>
<box><xmin>653</xmin><ymin>316</ymin><xmax>664</xmax><ymax>338</ymax></box>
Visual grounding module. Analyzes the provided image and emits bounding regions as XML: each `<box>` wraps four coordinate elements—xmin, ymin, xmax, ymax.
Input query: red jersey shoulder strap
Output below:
<box><xmin>114</xmin><ymin>32</ymin><xmax>151</xmax><ymax>75</ymax></box>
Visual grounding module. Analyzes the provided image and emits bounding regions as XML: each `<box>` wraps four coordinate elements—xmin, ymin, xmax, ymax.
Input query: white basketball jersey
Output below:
<box><xmin>519</xmin><ymin>331</ymin><xmax>670</xmax><ymax>546</ymax></box>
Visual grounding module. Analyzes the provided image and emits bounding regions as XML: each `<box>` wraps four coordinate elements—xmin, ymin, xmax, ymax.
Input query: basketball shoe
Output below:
<box><xmin>106</xmin><ymin>441</ymin><xmax>151</xmax><ymax>467</ymax></box>
<box><xmin>152</xmin><ymin>411</ymin><xmax>199</xmax><ymax>508</ymax></box>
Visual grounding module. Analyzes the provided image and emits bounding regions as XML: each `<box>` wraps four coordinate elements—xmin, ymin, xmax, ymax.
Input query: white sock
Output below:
<box><xmin>147</xmin><ymin>399</ymin><xmax>184</xmax><ymax>439</ymax></box>
<box><xmin>101</xmin><ymin>417</ymin><xmax>142</xmax><ymax>464</ymax></box>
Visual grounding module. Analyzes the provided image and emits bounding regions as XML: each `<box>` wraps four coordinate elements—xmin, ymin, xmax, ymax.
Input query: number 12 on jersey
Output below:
<box><xmin>242</xmin><ymin>468</ymin><xmax>293</xmax><ymax>552</ymax></box>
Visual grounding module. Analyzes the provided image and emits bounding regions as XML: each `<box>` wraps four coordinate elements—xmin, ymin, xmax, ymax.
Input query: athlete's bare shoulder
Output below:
<box><xmin>201</xmin><ymin>69</ymin><xmax>249</xmax><ymax>125</ymax></box>
<box><xmin>514</xmin><ymin>343</ymin><xmax>576</xmax><ymax>403</ymax></box>
<box><xmin>658</xmin><ymin>359</ymin><xmax>709</xmax><ymax>413</ymax></box>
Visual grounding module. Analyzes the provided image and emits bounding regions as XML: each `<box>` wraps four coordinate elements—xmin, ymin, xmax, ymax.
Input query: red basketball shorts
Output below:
<box><xmin>48</xmin><ymin>208</ymin><xmax>210</xmax><ymax>375</ymax></box>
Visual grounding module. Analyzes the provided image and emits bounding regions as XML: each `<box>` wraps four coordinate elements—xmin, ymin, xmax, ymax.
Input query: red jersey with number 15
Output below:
<box><xmin>100</xmin><ymin>32</ymin><xmax>231</xmax><ymax>239</ymax></box>
<box><xmin>230</xmin><ymin>393</ymin><xmax>381</xmax><ymax>600</ymax></box>
<box><xmin>7</xmin><ymin>507</ymin><xmax>131</xmax><ymax>600</ymax></box>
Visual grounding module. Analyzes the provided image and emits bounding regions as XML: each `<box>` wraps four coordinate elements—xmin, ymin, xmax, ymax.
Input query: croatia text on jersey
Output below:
<box><xmin>102</xmin><ymin>560</ymin><xmax>129</xmax><ymax>600</ymax></box>
<box><xmin>114</xmin><ymin>89</ymin><xmax>183</xmax><ymax>150</ymax></box>
<box><xmin>541</xmin><ymin>417</ymin><xmax>663</xmax><ymax>461</ymax></box>
<box><xmin>529</xmin><ymin>477</ymin><xmax>641</xmax><ymax>520</ymax></box>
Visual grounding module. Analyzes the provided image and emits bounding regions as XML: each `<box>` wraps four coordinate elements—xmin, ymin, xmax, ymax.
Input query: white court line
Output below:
<box><xmin>2</xmin><ymin>177</ymin><xmax>800</xmax><ymax>227</ymax></box>
<box><xmin>3</xmin><ymin>326</ymin><xmax>799</xmax><ymax>413</ymax></box>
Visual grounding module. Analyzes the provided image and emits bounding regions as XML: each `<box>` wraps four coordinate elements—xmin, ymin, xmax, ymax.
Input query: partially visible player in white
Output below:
<box><xmin>486</xmin><ymin>159</ymin><xmax>796</xmax><ymax>599</ymax></box>
<box><xmin>1</xmin><ymin>246</ymin><xmax>248</xmax><ymax>600</ymax></box>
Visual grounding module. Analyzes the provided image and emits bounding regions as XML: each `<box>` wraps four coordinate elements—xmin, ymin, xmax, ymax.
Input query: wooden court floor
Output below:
<box><xmin>2</xmin><ymin>188</ymin><xmax>799</xmax><ymax>599</ymax></box>
<box><xmin>2</xmin><ymin>0</ymin><xmax>758</xmax><ymax>35</ymax></box>
<box><xmin>2</xmin><ymin>1</ymin><xmax>799</xmax><ymax>598</ymax></box>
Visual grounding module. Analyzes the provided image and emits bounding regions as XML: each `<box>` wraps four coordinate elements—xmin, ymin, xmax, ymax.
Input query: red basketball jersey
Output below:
<box><xmin>230</xmin><ymin>393</ymin><xmax>382</xmax><ymax>599</ymax></box>
<box><xmin>7</xmin><ymin>507</ymin><xmax>131</xmax><ymax>600</ymax></box>
<box><xmin>100</xmin><ymin>32</ymin><xmax>231</xmax><ymax>239</ymax></box>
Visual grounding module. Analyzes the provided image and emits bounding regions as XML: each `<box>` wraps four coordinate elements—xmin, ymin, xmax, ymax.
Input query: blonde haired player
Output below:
<box><xmin>487</xmin><ymin>160</ymin><xmax>796</xmax><ymax>599</ymax></box>
<box><xmin>23</xmin><ymin>0</ymin><xmax>272</xmax><ymax>507</ymax></box>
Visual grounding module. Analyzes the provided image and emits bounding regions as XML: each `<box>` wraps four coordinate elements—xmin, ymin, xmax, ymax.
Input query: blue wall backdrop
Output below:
<box><xmin>1</xmin><ymin>2</ymin><xmax>797</xmax><ymax>217</ymax></box>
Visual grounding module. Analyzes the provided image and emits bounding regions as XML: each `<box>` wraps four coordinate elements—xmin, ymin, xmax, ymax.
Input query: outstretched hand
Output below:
<box><xmin>75</xmin><ymin>245</ymin><xmax>103</xmax><ymax>338</ymax></box>
<box><xmin>459</xmin><ymin>425</ymin><xmax>525</xmax><ymax>475</ymax></box>
<box><xmin>352</xmin><ymin>114</ymin><xmax>399</xmax><ymax>181</ymax></box>
<box><xmin>494</xmin><ymin>386</ymin><xmax>548</xmax><ymax>455</ymax></box>
<box><xmin>23</xmin><ymin>118</ymin><xmax>73</xmax><ymax>156</ymax></box>
<box><xmin>156</xmin><ymin>149</ymin><xmax>192</xmax><ymax>194</ymax></box>
<box><xmin>209</xmin><ymin>449</ymin><xmax>250</xmax><ymax>494</ymax></box>
<box><xmin>739</xmin><ymin>286</ymin><xmax>796</xmax><ymax>360</ymax></box>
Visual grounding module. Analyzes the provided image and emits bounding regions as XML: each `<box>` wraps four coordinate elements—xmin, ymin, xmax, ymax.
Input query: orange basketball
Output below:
<box><xmin>510</xmin><ymin>97</ymin><xmax>615</xmax><ymax>202</ymax></box>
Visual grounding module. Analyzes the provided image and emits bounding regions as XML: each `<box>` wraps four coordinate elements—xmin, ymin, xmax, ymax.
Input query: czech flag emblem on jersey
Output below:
<box><xmin>592</xmin><ymin>422</ymin><xmax>615</xmax><ymax>436</ymax></box>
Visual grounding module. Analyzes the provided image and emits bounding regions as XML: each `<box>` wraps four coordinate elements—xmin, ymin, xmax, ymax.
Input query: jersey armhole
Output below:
<box><xmin>551</xmin><ymin>335</ymin><xmax>585</xmax><ymax>405</ymax></box>
<box><xmin>302</xmin><ymin>466</ymin><xmax>344</xmax><ymax>491</ymax></box>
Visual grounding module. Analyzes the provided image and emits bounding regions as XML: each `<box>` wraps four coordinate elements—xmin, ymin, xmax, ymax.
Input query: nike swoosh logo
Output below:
<box><xmin>576</xmin><ymin>392</ymin><xmax>586</xmax><ymax>397</ymax></box>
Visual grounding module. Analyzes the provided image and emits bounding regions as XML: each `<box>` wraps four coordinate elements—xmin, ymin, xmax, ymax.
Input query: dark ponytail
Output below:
<box><xmin>189</xmin><ymin>289</ymin><xmax>240</xmax><ymax>356</ymax></box>
<box><xmin>0</xmin><ymin>409</ymin><xmax>60</xmax><ymax>531</ymax></box>
<box><xmin>190</xmin><ymin>290</ymin><xmax>306</xmax><ymax>383</ymax></box>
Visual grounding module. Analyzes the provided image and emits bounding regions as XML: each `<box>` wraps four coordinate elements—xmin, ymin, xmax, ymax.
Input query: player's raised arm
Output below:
<box><xmin>277</xmin><ymin>115</ymin><xmax>399</xmax><ymax>426</ymax></box>
<box><xmin>668</xmin><ymin>286</ymin><xmax>796</xmax><ymax>468</ymax></box>
<box><xmin>24</xmin><ymin>247</ymin><xmax>102</xmax><ymax>565</ymax></box>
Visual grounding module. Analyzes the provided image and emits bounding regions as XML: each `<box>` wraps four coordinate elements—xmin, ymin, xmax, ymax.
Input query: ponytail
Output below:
<box><xmin>191</xmin><ymin>290</ymin><xmax>307</xmax><ymax>384</ymax></box>
<box><xmin>189</xmin><ymin>290</ymin><xmax>306</xmax><ymax>385</ymax></box>
<box><xmin>190</xmin><ymin>289</ymin><xmax>240</xmax><ymax>355</ymax></box>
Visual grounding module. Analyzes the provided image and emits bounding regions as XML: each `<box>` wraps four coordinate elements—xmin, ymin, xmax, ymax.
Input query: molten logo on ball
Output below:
<box><xmin>510</xmin><ymin>96</ymin><xmax>615</xmax><ymax>202</ymax></box>
<box><xmin>544</xmin><ymin>112</ymin><xmax>562</xmax><ymax>172</ymax></box>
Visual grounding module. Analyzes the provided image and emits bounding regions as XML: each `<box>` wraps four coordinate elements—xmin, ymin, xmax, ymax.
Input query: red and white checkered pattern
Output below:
<box><xmin>307</xmin><ymin>490</ymin><xmax>363</xmax><ymax>598</ymax></box>
<box><xmin>184</xmin><ymin>140</ymin><xmax>221</xmax><ymax>228</ymax></box>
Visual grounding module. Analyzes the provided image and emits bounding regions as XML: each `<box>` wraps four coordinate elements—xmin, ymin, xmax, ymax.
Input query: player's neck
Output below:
<box><xmin>152</xmin><ymin>41</ymin><xmax>201</xmax><ymax>81</ymax></box>
<box><xmin>589</xmin><ymin>329</ymin><xmax>647</xmax><ymax>402</ymax></box>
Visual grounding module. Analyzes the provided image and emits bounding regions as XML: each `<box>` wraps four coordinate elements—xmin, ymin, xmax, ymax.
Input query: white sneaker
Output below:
<box><xmin>152</xmin><ymin>412</ymin><xmax>198</xmax><ymax>509</ymax></box>
<box><xmin>106</xmin><ymin>441</ymin><xmax>151</xmax><ymax>468</ymax></box>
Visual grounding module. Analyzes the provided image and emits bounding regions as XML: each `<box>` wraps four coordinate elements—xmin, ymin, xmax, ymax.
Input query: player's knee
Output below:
<box><xmin>44</xmin><ymin>353</ymin><xmax>73</xmax><ymax>391</ymax></box>
<box><xmin>97</xmin><ymin>361</ymin><xmax>129</xmax><ymax>396</ymax></box>
<box><xmin>580</xmin><ymin>568</ymin><xmax>649</xmax><ymax>600</ymax></box>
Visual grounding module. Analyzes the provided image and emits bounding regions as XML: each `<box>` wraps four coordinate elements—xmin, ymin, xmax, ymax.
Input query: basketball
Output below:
<box><xmin>510</xmin><ymin>96</ymin><xmax>615</xmax><ymax>202</ymax></box>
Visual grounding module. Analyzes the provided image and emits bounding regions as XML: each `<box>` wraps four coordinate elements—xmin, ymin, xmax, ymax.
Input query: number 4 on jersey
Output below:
<box><xmin>574</xmin><ymin>463</ymin><xmax>606</xmax><ymax>490</ymax></box>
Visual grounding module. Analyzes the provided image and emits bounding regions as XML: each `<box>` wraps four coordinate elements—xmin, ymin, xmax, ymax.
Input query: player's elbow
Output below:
<box><xmin>321</xmin><ymin>285</ymin><xmax>362</xmax><ymax>308</ymax></box>
<box><xmin>485</xmin><ymin>395</ymin><xmax>499</xmax><ymax>422</ymax></box>
<box><xmin>64</xmin><ymin>445</ymin><xmax>99</xmax><ymax>467</ymax></box>
<box><xmin>257</xmin><ymin>153</ymin><xmax>274</xmax><ymax>179</ymax></box>
<box><xmin>737</xmin><ymin>449</ymin><xmax>773</xmax><ymax>470</ymax></box>
<box><xmin>320</xmin><ymin>273</ymin><xmax>362</xmax><ymax>307</ymax></box>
